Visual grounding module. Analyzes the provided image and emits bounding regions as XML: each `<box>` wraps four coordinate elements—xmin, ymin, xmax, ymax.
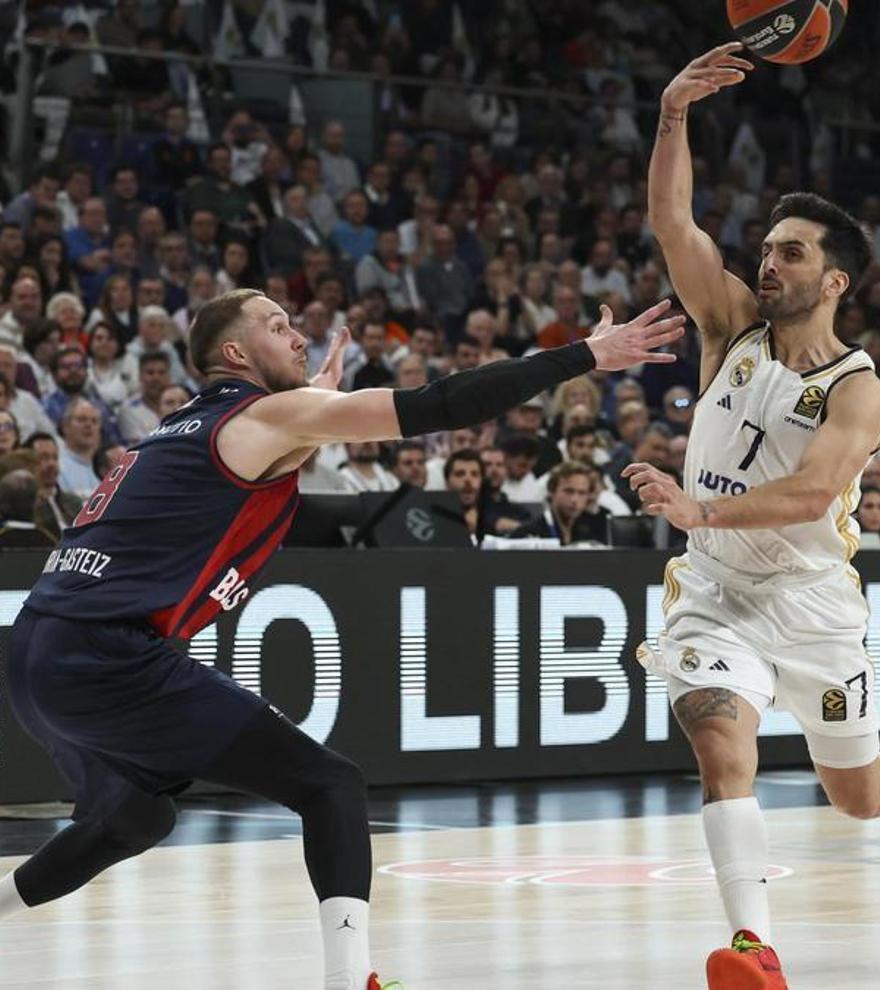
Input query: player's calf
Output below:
<box><xmin>815</xmin><ymin>756</ymin><xmax>880</xmax><ymax>821</ymax></box>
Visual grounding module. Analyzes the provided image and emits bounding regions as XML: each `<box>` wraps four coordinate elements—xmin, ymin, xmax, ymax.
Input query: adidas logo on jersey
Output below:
<box><xmin>709</xmin><ymin>659</ymin><xmax>731</xmax><ymax>672</ymax></box>
<box><xmin>716</xmin><ymin>394</ymin><xmax>733</xmax><ymax>410</ymax></box>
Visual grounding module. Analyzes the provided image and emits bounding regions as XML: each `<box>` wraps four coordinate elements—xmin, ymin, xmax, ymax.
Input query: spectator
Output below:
<box><xmin>661</xmin><ymin>386</ymin><xmax>695</xmax><ymax>436</ymax></box>
<box><xmin>117</xmin><ymin>353</ymin><xmax>172</xmax><ymax>444</ymax></box>
<box><xmin>445</xmin><ymin>198</ymin><xmax>484</xmax><ymax>280</ymax></box>
<box><xmin>264</xmin><ymin>185</ymin><xmax>328</xmax><ymax>273</ymax></box>
<box><xmin>28</xmin><ymin>204</ymin><xmax>63</xmax><ymax>245</ymax></box>
<box><xmin>668</xmin><ymin>434</ymin><xmax>688</xmax><ymax>479</ymax></box>
<box><xmin>57</xmin><ymin>397</ymin><xmax>102</xmax><ymax>500</ymax></box>
<box><xmin>0</xmin><ymin>223</ymin><xmax>26</xmax><ymax>270</ymax></box>
<box><xmin>404</xmin><ymin>323</ymin><xmax>442</xmax><ymax>380</ymax></box>
<box><xmin>564</xmin><ymin>423</ymin><xmax>599</xmax><ymax>467</ymax></box>
<box><xmin>416</xmin><ymin>224</ymin><xmax>473</xmax><ymax>338</ymax></box>
<box><xmin>518</xmin><ymin>265</ymin><xmax>557</xmax><ymax>340</ymax></box>
<box><xmin>613</xmin><ymin>421</ymin><xmax>672</xmax><ymax>512</ymax></box>
<box><xmin>355</xmin><ymin>228</ymin><xmax>418</xmax><ymax>315</ymax></box>
<box><xmin>510</xmin><ymin>462</ymin><xmax>610</xmax><ymax>545</ymax></box>
<box><xmin>121</xmin><ymin>306</ymin><xmax>190</xmax><ymax>388</ymax></box>
<box><xmin>187</xmin><ymin>209</ymin><xmax>221</xmax><ymax>272</ymax></box>
<box><xmin>87</xmin><ymin>321</ymin><xmax>131</xmax><ymax>411</ymax></box>
<box><xmin>152</xmin><ymin>102</ymin><xmax>202</xmax><ymax>191</ymax></box>
<box><xmin>0</xmin><ymin>469</ymin><xmax>56</xmax><ymax>548</ymax></box>
<box><xmin>0</xmin><ymin>351</ymin><xmax>56</xmax><ymax>441</ymax></box>
<box><xmin>338</xmin><ymin>441</ymin><xmax>398</xmax><ymax>493</ymax></box>
<box><xmin>0</xmin><ymin>275</ymin><xmax>43</xmax><ymax>349</ymax></box>
<box><xmin>425</xmin><ymin>427</ymin><xmax>480</xmax><ymax>490</ymax></box>
<box><xmin>500</xmin><ymin>433</ymin><xmax>545</xmax><ymax>502</ymax></box>
<box><xmin>215</xmin><ymin>239</ymin><xmax>254</xmax><ymax>294</ymax></box>
<box><xmin>479</xmin><ymin>445</ymin><xmax>534</xmax><ymax>535</ymax></box>
<box><xmin>450</xmin><ymin>334</ymin><xmax>480</xmax><ymax>373</ymax></box>
<box><xmin>363</xmin><ymin>161</ymin><xmax>408</xmax><ymax>229</ymax></box>
<box><xmin>172</xmin><ymin>267</ymin><xmax>218</xmax><ymax>339</ymax></box>
<box><xmin>86</xmin><ymin>275</ymin><xmax>137</xmax><ymax>343</ymax></box>
<box><xmin>346</xmin><ymin>322</ymin><xmax>394</xmax><ymax>391</ymax></box>
<box><xmin>104</xmin><ymin>165</ymin><xmax>146</xmax><ymax>235</ymax></box>
<box><xmin>465</xmin><ymin>309</ymin><xmax>508</xmax><ymax>365</ymax></box>
<box><xmin>581</xmin><ymin>238</ymin><xmax>632</xmax><ymax>303</ymax></box>
<box><xmin>390</xmin><ymin>441</ymin><xmax>428</xmax><ymax>488</ymax></box>
<box><xmin>295</xmin><ymin>154</ymin><xmax>339</xmax><ymax>238</ymax></box>
<box><xmin>301</xmin><ymin>300</ymin><xmax>359</xmax><ymax>379</ymax></box>
<box><xmin>64</xmin><ymin>198</ymin><xmax>112</xmax><ymax>309</ymax></box>
<box><xmin>443</xmin><ymin>448</ymin><xmax>483</xmax><ymax>538</ymax></box>
<box><xmin>420</xmin><ymin>56</ymin><xmax>471</xmax><ymax>133</ymax></box>
<box><xmin>330</xmin><ymin>190</ymin><xmax>377</xmax><ymax>264</ymax></box>
<box><xmin>536</xmin><ymin>285</ymin><xmax>592</xmax><ymax>349</ymax></box>
<box><xmin>288</xmin><ymin>246</ymin><xmax>333</xmax><ymax>310</ymax></box>
<box><xmin>44</xmin><ymin>346</ymin><xmax>122</xmax><ymax>447</ymax></box>
<box><xmin>398</xmin><ymin>194</ymin><xmax>439</xmax><ymax>265</ymax></box>
<box><xmin>857</xmin><ymin>486</ymin><xmax>880</xmax><ymax>534</ymax></box>
<box><xmin>394</xmin><ymin>354</ymin><xmax>428</xmax><ymax>390</ymax></box>
<box><xmin>296</xmin><ymin>448</ymin><xmax>350</xmax><ymax>494</ymax></box>
<box><xmin>0</xmin><ymin>408</ymin><xmax>20</xmax><ymax>454</ymax></box>
<box><xmin>318</xmin><ymin>120</ymin><xmax>360</xmax><ymax>203</ymax></box>
<box><xmin>2</xmin><ymin>165</ymin><xmax>60</xmax><ymax>233</ymax></box>
<box><xmin>156</xmin><ymin>233</ymin><xmax>190</xmax><ymax>309</ymax></box>
<box><xmin>158</xmin><ymin>384</ymin><xmax>192</xmax><ymax>418</ymax></box>
<box><xmin>247</xmin><ymin>145</ymin><xmax>290</xmax><ymax>222</ymax></box>
<box><xmin>21</xmin><ymin>318</ymin><xmax>62</xmax><ymax>398</ymax></box>
<box><xmin>34</xmin><ymin>234</ymin><xmax>77</xmax><ymax>297</ymax></box>
<box><xmin>184</xmin><ymin>143</ymin><xmax>260</xmax><ymax>229</ymax></box>
<box><xmin>221</xmin><ymin>109</ymin><xmax>272</xmax><ymax>187</ymax></box>
<box><xmin>25</xmin><ymin>432</ymin><xmax>82</xmax><ymax>539</ymax></box>
<box><xmin>135</xmin><ymin>206</ymin><xmax>167</xmax><ymax>277</ymax></box>
<box><xmin>57</xmin><ymin>163</ymin><xmax>93</xmax><ymax>232</ymax></box>
<box><xmin>501</xmin><ymin>396</ymin><xmax>561</xmax><ymax>477</ymax></box>
<box><xmin>607</xmin><ymin>398</ymin><xmax>650</xmax><ymax>478</ymax></box>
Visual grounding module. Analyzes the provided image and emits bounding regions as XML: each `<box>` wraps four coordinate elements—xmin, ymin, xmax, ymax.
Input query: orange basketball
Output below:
<box><xmin>726</xmin><ymin>0</ymin><xmax>848</xmax><ymax>64</ymax></box>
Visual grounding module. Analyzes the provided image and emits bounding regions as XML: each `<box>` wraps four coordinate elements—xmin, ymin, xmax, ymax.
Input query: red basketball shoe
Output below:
<box><xmin>366</xmin><ymin>974</ymin><xmax>404</xmax><ymax>990</ymax></box>
<box><xmin>706</xmin><ymin>930</ymin><xmax>789</xmax><ymax>989</ymax></box>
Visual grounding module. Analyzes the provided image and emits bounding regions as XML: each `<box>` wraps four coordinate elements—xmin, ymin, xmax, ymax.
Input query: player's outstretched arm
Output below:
<box><xmin>624</xmin><ymin>372</ymin><xmax>880</xmax><ymax>530</ymax></box>
<box><xmin>224</xmin><ymin>300</ymin><xmax>685</xmax><ymax>477</ymax></box>
<box><xmin>649</xmin><ymin>43</ymin><xmax>757</xmax><ymax>342</ymax></box>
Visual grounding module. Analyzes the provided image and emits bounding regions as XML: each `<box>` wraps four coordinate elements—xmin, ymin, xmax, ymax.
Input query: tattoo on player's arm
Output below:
<box><xmin>673</xmin><ymin>687</ymin><xmax>739</xmax><ymax>735</ymax></box>
<box><xmin>698</xmin><ymin>501</ymin><xmax>715</xmax><ymax>526</ymax></box>
<box><xmin>658</xmin><ymin>111</ymin><xmax>686</xmax><ymax>137</ymax></box>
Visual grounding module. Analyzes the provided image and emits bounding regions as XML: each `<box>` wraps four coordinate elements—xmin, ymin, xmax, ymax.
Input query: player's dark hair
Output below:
<box><xmin>443</xmin><ymin>447</ymin><xmax>484</xmax><ymax>481</ymax></box>
<box><xmin>769</xmin><ymin>193</ymin><xmax>871</xmax><ymax>301</ymax></box>
<box><xmin>188</xmin><ymin>288</ymin><xmax>264</xmax><ymax>374</ymax></box>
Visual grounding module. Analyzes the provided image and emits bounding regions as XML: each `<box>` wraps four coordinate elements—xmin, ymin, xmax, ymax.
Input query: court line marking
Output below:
<box><xmin>3</xmin><ymin>919</ymin><xmax>879</xmax><ymax>929</ymax></box>
<box><xmin>187</xmin><ymin>809</ymin><xmax>451</xmax><ymax>830</ymax></box>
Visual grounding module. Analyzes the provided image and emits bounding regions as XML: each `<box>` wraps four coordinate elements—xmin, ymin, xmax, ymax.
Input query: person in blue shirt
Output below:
<box><xmin>63</xmin><ymin>198</ymin><xmax>112</xmax><ymax>309</ymax></box>
<box><xmin>329</xmin><ymin>189</ymin><xmax>377</xmax><ymax>264</ymax></box>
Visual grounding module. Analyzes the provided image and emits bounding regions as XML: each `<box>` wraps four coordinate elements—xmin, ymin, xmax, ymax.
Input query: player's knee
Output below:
<box><xmin>302</xmin><ymin>750</ymin><xmax>367</xmax><ymax>810</ymax></box>
<box><xmin>690</xmin><ymin>728</ymin><xmax>756</xmax><ymax>797</ymax></box>
<box><xmin>101</xmin><ymin>795</ymin><xmax>177</xmax><ymax>855</ymax></box>
<box><xmin>830</xmin><ymin>792</ymin><xmax>880</xmax><ymax>821</ymax></box>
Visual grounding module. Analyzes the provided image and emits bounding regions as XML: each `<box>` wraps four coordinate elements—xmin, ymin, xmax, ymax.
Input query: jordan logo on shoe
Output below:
<box><xmin>337</xmin><ymin>915</ymin><xmax>356</xmax><ymax>931</ymax></box>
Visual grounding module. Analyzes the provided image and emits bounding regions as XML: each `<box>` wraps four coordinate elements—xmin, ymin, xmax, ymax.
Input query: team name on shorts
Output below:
<box><xmin>43</xmin><ymin>547</ymin><xmax>112</xmax><ymax>579</ymax></box>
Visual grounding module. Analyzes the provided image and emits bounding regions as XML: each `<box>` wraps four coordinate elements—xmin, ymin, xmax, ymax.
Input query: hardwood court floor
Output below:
<box><xmin>0</xmin><ymin>785</ymin><xmax>878</xmax><ymax>987</ymax></box>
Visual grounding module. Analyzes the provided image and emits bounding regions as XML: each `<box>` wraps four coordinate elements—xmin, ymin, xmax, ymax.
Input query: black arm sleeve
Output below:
<box><xmin>393</xmin><ymin>343</ymin><xmax>596</xmax><ymax>438</ymax></box>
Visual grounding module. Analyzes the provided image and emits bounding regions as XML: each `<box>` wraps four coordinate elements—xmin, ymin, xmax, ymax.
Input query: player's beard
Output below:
<box><xmin>757</xmin><ymin>277</ymin><xmax>823</xmax><ymax>322</ymax></box>
<box><xmin>261</xmin><ymin>362</ymin><xmax>308</xmax><ymax>394</ymax></box>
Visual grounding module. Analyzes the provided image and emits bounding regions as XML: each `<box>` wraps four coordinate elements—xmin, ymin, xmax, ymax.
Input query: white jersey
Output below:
<box><xmin>685</xmin><ymin>321</ymin><xmax>875</xmax><ymax>576</ymax></box>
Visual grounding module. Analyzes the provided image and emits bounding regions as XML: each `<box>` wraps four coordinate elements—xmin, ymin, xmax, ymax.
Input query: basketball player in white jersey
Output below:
<box><xmin>628</xmin><ymin>42</ymin><xmax>880</xmax><ymax>990</ymax></box>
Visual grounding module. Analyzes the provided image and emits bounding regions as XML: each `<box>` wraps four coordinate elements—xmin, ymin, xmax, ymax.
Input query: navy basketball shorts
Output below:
<box><xmin>6</xmin><ymin>607</ymin><xmax>268</xmax><ymax>820</ymax></box>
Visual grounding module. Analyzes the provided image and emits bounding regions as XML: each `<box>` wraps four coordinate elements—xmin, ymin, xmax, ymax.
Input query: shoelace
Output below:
<box><xmin>732</xmin><ymin>933</ymin><xmax>768</xmax><ymax>953</ymax></box>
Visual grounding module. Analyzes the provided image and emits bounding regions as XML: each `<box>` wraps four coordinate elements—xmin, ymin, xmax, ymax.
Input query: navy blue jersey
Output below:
<box><xmin>26</xmin><ymin>379</ymin><xmax>299</xmax><ymax>638</ymax></box>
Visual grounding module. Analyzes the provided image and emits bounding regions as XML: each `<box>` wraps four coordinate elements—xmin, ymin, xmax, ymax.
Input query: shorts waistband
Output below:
<box><xmin>685</xmin><ymin>547</ymin><xmax>847</xmax><ymax>593</ymax></box>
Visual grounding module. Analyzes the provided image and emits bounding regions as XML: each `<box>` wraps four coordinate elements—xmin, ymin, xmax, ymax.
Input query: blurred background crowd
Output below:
<box><xmin>1</xmin><ymin>0</ymin><xmax>880</xmax><ymax>548</ymax></box>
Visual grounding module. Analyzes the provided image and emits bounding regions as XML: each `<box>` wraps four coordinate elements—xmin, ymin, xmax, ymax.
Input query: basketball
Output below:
<box><xmin>726</xmin><ymin>0</ymin><xmax>848</xmax><ymax>63</ymax></box>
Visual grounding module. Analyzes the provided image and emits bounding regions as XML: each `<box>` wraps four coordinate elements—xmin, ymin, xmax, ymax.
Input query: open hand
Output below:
<box><xmin>586</xmin><ymin>298</ymin><xmax>686</xmax><ymax>372</ymax></box>
<box><xmin>662</xmin><ymin>42</ymin><xmax>753</xmax><ymax>113</ymax></box>
<box><xmin>309</xmin><ymin>326</ymin><xmax>352</xmax><ymax>390</ymax></box>
<box><xmin>622</xmin><ymin>461</ymin><xmax>702</xmax><ymax>530</ymax></box>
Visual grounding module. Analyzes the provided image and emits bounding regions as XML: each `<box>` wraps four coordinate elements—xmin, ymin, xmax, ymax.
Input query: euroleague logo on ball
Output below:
<box><xmin>773</xmin><ymin>14</ymin><xmax>796</xmax><ymax>35</ymax></box>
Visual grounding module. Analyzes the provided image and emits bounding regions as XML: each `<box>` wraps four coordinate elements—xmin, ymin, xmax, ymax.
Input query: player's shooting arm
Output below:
<box><xmin>626</xmin><ymin>373</ymin><xmax>880</xmax><ymax>530</ymax></box>
<box><xmin>649</xmin><ymin>44</ymin><xmax>757</xmax><ymax>340</ymax></box>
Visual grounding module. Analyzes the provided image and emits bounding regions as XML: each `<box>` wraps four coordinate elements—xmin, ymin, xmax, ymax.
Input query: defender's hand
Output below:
<box><xmin>622</xmin><ymin>461</ymin><xmax>703</xmax><ymax>530</ymax></box>
<box><xmin>661</xmin><ymin>42</ymin><xmax>753</xmax><ymax>114</ymax></box>
<box><xmin>309</xmin><ymin>326</ymin><xmax>352</xmax><ymax>391</ymax></box>
<box><xmin>586</xmin><ymin>299</ymin><xmax>686</xmax><ymax>372</ymax></box>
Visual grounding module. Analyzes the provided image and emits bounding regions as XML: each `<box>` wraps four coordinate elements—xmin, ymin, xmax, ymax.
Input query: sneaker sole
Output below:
<box><xmin>706</xmin><ymin>949</ymin><xmax>772</xmax><ymax>990</ymax></box>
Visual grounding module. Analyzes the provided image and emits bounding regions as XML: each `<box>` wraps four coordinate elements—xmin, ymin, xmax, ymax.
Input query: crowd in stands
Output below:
<box><xmin>1</xmin><ymin>0</ymin><xmax>880</xmax><ymax>547</ymax></box>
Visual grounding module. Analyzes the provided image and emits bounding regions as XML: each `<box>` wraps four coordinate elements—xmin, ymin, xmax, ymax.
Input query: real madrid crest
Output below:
<box><xmin>730</xmin><ymin>357</ymin><xmax>755</xmax><ymax>388</ymax></box>
<box><xmin>679</xmin><ymin>646</ymin><xmax>700</xmax><ymax>673</ymax></box>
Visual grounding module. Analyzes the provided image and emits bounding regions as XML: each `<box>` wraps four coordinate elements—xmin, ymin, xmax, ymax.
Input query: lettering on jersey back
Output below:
<box><xmin>210</xmin><ymin>566</ymin><xmax>250</xmax><ymax>611</ymax></box>
<box><xmin>150</xmin><ymin>418</ymin><xmax>203</xmax><ymax>439</ymax></box>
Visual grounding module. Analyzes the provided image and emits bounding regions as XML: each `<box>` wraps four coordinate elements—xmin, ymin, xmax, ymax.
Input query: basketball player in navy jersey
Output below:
<box><xmin>0</xmin><ymin>288</ymin><xmax>683</xmax><ymax>989</ymax></box>
<box><xmin>627</xmin><ymin>43</ymin><xmax>880</xmax><ymax>989</ymax></box>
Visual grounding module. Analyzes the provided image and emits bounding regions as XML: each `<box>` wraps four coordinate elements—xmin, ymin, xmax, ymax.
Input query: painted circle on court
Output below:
<box><xmin>379</xmin><ymin>856</ymin><xmax>794</xmax><ymax>887</ymax></box>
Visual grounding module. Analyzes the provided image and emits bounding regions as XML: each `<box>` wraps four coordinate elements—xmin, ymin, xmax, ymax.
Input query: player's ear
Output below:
<box><xmin>219</xmin><ymin>337</ymin><xmax>247</xmax><ymax>367</ymax></box>
<box><xmin>825</xmin><ymin>267</ymin><xmax>849</xmax><ymax>301</ymax></box>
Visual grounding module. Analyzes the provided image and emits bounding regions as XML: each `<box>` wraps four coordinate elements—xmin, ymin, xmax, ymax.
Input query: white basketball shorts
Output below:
<box><xmin>640</xmin><ymin>551</ymin><xmax>880</xmax><ymax>770</ymax></box>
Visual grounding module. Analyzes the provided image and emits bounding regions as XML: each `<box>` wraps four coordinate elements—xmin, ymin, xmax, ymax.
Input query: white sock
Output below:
<box><xmin>703</xmin><ymin>797</ymin><xmax>772</xmax><ymax>942</ymax></box>
<box><xmin>0</xmin><ymin>871</ymin><xmax>28</xmax><ymax>920</ymax></box>
<box><xmin>320</xmin><ymin>896</ymin><xmax>371</xmax><ymax>990</ymax></box>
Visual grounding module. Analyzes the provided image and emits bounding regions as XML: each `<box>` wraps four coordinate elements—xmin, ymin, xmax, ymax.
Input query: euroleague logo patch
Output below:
<box><xmin>793</xmin><ymin>385</ymin><xmax>826</xmax><ymax>419</ymax></box>
<box><xmin>822</xmin><ymin>688</ymin><xmax>847</xmax><ymax>722</ymax></box>
<box><xmin>379</xmin><ymin>856</ymin><xmax>793</xmax><ymax>888</ymax></box>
